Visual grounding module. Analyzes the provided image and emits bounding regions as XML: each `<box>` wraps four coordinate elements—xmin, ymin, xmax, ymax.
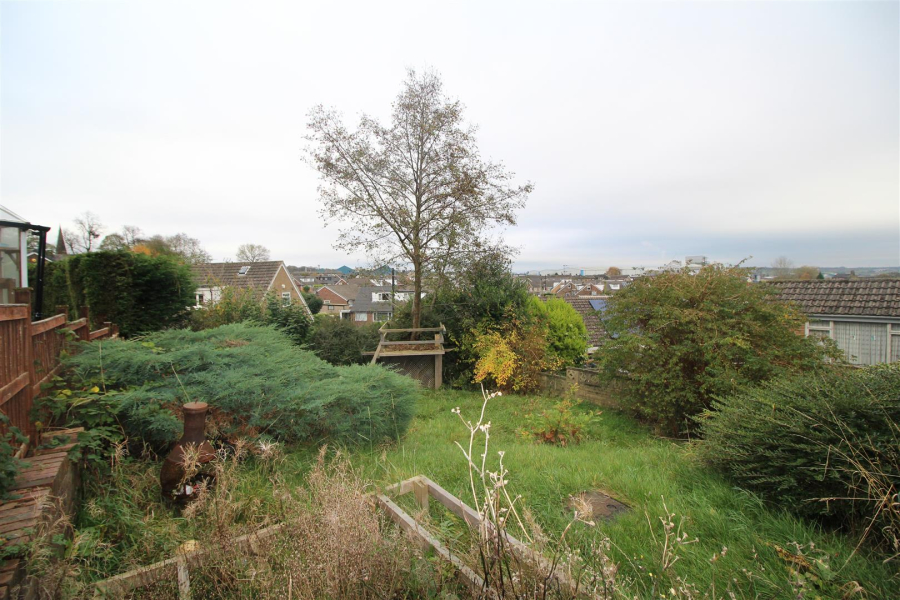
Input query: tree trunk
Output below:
<box><xmin>412</xmin><ymin>262</ymin><xmax>422</xmax><ymax>338</ymax></box>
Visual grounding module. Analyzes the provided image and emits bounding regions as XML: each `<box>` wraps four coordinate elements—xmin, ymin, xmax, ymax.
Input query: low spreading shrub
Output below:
<box><xmin>61</xmin><ymin>324</ymin><xmax>418</xmax><ymax>452</ymax></box>
<box><xmin>701</xmin><ymin>364</ymin><xmax>900</xmax><ymax>552</ymax></box>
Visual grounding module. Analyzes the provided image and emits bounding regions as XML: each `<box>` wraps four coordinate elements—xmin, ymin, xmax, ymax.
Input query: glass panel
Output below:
<box><xmin>0</xmin><ymin>225</ymin><xmax>22</xmax><ymax>304</ymax></box>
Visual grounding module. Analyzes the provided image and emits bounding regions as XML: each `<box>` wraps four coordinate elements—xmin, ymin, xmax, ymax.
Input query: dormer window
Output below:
<box><xmin>238</xmin><ymin>266</ymin><xmax>250</xmax><ymax>275</ymax></box>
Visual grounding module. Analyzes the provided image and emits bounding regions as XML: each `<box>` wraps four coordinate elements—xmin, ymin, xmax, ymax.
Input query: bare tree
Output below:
<box><xmin>121</xmin><ymin>225</ymin><xmax>143</xmax><ymax>247</ymax></box>
<box><xmin>64</xmin><ymin>212</ymin><xmax>104</xmax><ymax>253</ymax></box>
<box><xmin>306</xmin><ymin>69</ymin><xmax>532</xmax><ymax>329</ymax></box>
<box><xmin>167</xmin><ymin>233</ymin><xmax>212</xmax><ymax>264</ymax></box>
<box><xmin>236</xmin><ymin>243</ymin><xmax>270</xmax><ymax>262</ymax></box>
<box><xmin>771</xmin><ymin>256</ymin><xmax>796</xmax><ymax>279</ymax></box>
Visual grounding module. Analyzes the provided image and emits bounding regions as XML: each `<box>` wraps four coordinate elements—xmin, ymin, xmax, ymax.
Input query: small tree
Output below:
<box><xmin>307</xmin><ymin>69</ymin><xmax>532</xmax><ymax>330</ymax></box>
<box><xmin>236</xmin><ymin>243</ymin><xmax>271</xmax><ymax>262</ymax></box>
<box><xmin>795</xmin><ymin>265</ymin><xmax>820</xmax><ymax>280</ymax></box>
<box><xmin>605</xmin><ymin>266</ymin><xmax>622</xmax><ymax>277</ymax></box>
<box><xmin>597</xmin><ymin>264</ymin><xmax>839</xmax><ymax>434</ymax></box>
<box><xmin>302</xmin><ymin>292</ymin><xmax>323</xmax><ymax>314</ymax></box>
<box><xmin>529</xmin><ymin>296</ymin><xmax>587</xmax><ymax>366</ymax></box>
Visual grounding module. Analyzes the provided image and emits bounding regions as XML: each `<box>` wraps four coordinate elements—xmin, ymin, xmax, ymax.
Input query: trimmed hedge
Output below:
<box><xmin>64</xmin><ymin>323</ymin><xmax>418</xmax><ymax>450</ymax></box>
<box><xmin>701</xmin><ymin>364</ymin><xmax>900</xmax><ymax>545</ymax></box>
<box><xmin>40</xmin><ymin>251</ymin><xmax>194</xmax><ymax>336</ymax></box>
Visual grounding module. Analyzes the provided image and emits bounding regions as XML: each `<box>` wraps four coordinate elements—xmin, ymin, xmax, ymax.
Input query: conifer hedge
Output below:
<box><xmin>701</xmin><ymin>364</ymin><xmax>900</xmax><ymax>545</ymax></box>
<box><xmin>64</xmin><ymin>323</ymin><xmax>418</xmax><ymax>449</ymax></box>
<box><xmin>40</xmin><ymin>251</ymin><xmax>194</xmax><ymax>336</ymax></box>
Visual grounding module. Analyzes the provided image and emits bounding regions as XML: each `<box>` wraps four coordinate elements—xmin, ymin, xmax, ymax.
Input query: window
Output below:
<box><xmin>281</xmin><ymin>292</ymin><xmax>291</xmax><ymax>306</ymax></box>
<box><xmin>355</xmin><ymin>312</ymin><xmax>368</xmax><ymax>322</ymax></box>
<box><xmin>238</xmin><ymin>266</ymin><xmax>250</xmax><ymax>275</ymax></box>
<box><xmin>373</xmin><ymin>292</ymin><xmax>391</xmax><ymax>302</ymax></box>
<box><xmin>328</xmin><ymin>305</ymin><xmax>335</xmax><ymax>311</ymax></box>
<box><xmin>195</xmin><ymin>293</ymin><xmax>205</xmax><ymax>306</ymax></box>
<box><xmin>375</xmin><ymin>312</ymin><xmax>391</xmax><ymax>322</ymax></box>
<box><xmin>808</xmin><ymin>319</ymin><xmax>833</xmax><ymax>339</ymax></box>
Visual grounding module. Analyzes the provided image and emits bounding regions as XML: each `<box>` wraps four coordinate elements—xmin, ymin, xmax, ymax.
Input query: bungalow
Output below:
<box><xmin>770</xmin><ymin>279</ymin><xmax>900</xmax><ymax>365</ymax></box>
<box><xmin>191</xmin><ymin>261</ymin><xmax>312</xmax><ymax>317</ymax></box>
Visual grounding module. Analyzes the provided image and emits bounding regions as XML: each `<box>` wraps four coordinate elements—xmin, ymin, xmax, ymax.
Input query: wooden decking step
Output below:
<box><xmin>0</xmin><ymin>426</ymin><xmax>83</xmax><ymax>596</ymax></box>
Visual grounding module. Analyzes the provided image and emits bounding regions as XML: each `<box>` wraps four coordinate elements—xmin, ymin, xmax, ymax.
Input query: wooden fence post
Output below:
<box><xmin>56</xmin><ymin>305</ymin><xmax>69</xmax><ymax>321</ymax></box>
<box><xmin>13</xmin><ymin>288</ymin><xmax>31</xmax><ymax>312</ymax></box>
<box><xmin>78</xmin><ymin>306</ymin><xmax>90</xmax><ymax>341</ymax></box>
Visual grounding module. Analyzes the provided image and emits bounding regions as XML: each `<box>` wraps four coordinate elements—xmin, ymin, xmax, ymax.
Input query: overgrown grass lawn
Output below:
<box><xmin>70</xmin><ymin>389</ymin><xmax>898</xmax><ymax>598</ymax></box>
<box><xmin>331</xmin><ymin>389</ymin><xmax>898</xmax><ymax>598</ymax></box>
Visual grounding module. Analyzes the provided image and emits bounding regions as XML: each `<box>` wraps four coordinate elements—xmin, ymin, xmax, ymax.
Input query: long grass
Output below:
<box><xmin>57</xmin><ymin>389</ymin><xmax>899</xmax><ymax>598</ymax></box>
<box><xmin>333</xmin><ymin>389</ymin><xmax>899</xmax><ymax>598</ymax></box>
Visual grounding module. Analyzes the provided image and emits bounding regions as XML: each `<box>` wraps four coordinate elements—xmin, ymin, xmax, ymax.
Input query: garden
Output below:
<box><xmin>4</xmin><ymin>261</ymin><xmax>898</xmax><ymax>599</ymax></box>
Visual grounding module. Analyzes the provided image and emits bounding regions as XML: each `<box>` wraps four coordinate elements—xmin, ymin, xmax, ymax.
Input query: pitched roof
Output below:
<box><xmin>769</xmin><ymin>279</ymin><xmax>900</xmax><ymax>318</ymax></box>
<box><xmin>349</xmin><ymin>286</ymin><xmax>395</xmax><ymax>313</ymax></box>
<box><xmin>561</xmin><ymin>297</ymin><xmax>607</xmax><ymax>346</ymax></box>
<box><xmin>191</xmin><ymin>261</ymin><xmax>284</xmax><ymax>293</ymax></box>
<box><xmin>319</xmin><ymin>284</ymin><xmax>361</xmax><ymax>303</ymax></box>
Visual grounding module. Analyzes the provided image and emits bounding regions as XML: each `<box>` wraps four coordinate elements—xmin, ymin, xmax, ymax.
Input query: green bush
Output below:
<box><xmin>62</xmin><ymin>323</ymin><xmax>418</xmax><ymax>451</ymax></box>
<box><xmin>597</xmin><ymin>264</ymin><xmax>839</xmax><ymax>434</ymax></box>
<box><xmin>307</xmin><ymin>316</ymin><xmax>380</xmax><ymax>365</ymax></box>
<box><xmin>529</xmin><ymin>296</ymin><xmax>587</xmax><ymax>366</ymax></box>
<box><xmin>393</xmin><ymin>251</ymin><xmax>535</xmax><ymax>387</ymax></box>
<box><xmin>0</xmin><ymin>415</ymin><xmax>26</xmax><ymax>499</ymax></box>
<box><xmin>40</xmin><ymin>251</ymin><xmax>194</xmax><ymax>336</ymax></box>
<box><xmin>189</xmin><ymin>288</ymin><xmax>311</xmax><ymax>346</ymax></box>
<box><xmin>701</xmin><ymin>364</ymin><xmax>900</xmax><ymax>548</ymax></box>
<box><xmin>302</xmin><ymin>292</ymin><xmax>323</xmax><ymax>314</ymax></box>
<box><xmin>189</xmin><ymin>286</ymin><xmax>263</xmax><ymax>330</ymax></box>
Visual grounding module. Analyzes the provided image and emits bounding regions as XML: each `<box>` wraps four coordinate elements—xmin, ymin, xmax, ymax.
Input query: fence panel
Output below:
<box><xmin>0</xmin><ymin>305</ymin><xmax>35</xmax><ymax>443</ymax></box>
<box><xmin>1</xmin><ymin>296</ymin><xmax>115</xmax><ymax>449</ymax></box>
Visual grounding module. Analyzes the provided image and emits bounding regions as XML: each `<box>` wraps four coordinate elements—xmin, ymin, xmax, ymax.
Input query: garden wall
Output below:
<box><xmin>538</xmin><ymin>367</ymin><xmax>621</xmax><ymax>408</ymax></box>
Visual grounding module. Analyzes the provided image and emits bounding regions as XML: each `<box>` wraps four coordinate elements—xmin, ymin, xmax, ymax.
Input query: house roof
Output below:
<box><xmin>318</xmin><ymin>284</ymin><xmax>361</xmax><ymax>303</ymax></box>
<box><xmin>350</xmin><ymin>286</ymin><xmax>395</xmax><ymax>313</ymax></box>
<box><xmin>560</xmin><ymin>297</ymin><xmax>607</xmax><ymax>346</ymax></box>
<box><xmin>191</xmin><ymin>261</ymin><xmax>285</xmax><ymax>293</ymax></box>
<box><xmin>769</xmin><ymin>279</ymin><xmax>900</xmax><ymax>318</ymax></box>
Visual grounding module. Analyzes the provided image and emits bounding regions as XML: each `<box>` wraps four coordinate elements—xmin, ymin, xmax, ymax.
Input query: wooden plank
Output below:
<box><xmin>88</xmin><ymin>328</ymin><xmax>109</xmax><ymax>341</ymax></box>
<box><xmin>378</xmin><ymin>340</ymin><xmax>442</xmax><ymax>346</ymax></box>
<box><xmin>377</xmin><ymin>326</ymin><xmax>446</xmax><ymax>333</ymax></box>
<box><xmin>379</xmin><ymin>349</ymin><xmax>445</xmax><ymax>356</ymax></box>
<box><xmin>413</xmin><ymin>478</ymin><xmax>429</xmax><ymax>511</ymax></box>
<box><xmin>0</xmin><ymin>307</ymin><xmax>29</xmax><ymax>322</ymax></box>
<box><xmin>176</xmin><ymin>557</ymin><xmax>191</xmax><ymax>600</ymax></box>
<box><xmin>64</xmin><ymin>318</ymin><xmax>87</xmax><ymax>331</ymax></box>
<box><xmin>31</xmin><ymin>363</ymin><xmax>62</xmax><ymax>398</ymax></box>
<box><xmin>0</xmin><ymin>373</ymin><xmax>28</xmax><ymax>406</ymax></box>
<box><xmin>29</xmin><ymin>315</ymin><xmax>65</xmax><ymax>336</ymax></box>
<box><xmin>420</xmin><ymin>476</ymin><xmax>578</xmax><ymax>593</ymax></box>
<box><xmin>383</xmin><ymin>476</ymin><xmax>419</xmax><ymax>497</ymax></box>
<box><xmin>374</xmin><ymin>494</ymin><xmax>487</xmax><ymax>594</ymax></box>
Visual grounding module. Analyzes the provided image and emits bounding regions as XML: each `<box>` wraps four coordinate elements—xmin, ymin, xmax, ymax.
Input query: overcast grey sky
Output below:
<box><xmin>2</xmin><ymin>1</ymin><xmax>898</xmax><ymax>271</ymax></box>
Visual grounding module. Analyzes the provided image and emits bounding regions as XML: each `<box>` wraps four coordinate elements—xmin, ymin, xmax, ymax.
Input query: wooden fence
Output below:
<box><xmin>0</xmin><ymin>289</ymin><xmax>117</xmax><ymax>449</ymax></box>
